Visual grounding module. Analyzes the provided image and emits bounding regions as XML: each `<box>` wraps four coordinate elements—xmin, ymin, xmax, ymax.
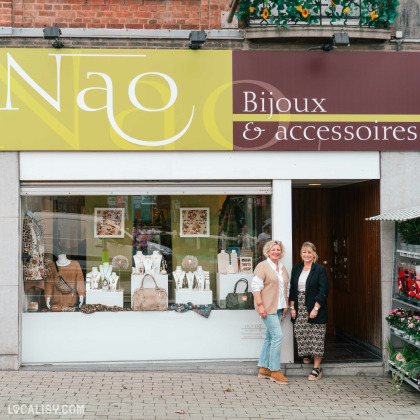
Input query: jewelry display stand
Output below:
<box><xmin>131</xmin><ymin>274</ymin><xmax>168</xmax><ymax>307</ymax></box>
<box><xmin>86</xmin><ymin>289</ymin><xmax>124</xmax><ymax>308</ymax></box>
<box><xmin>216</xmin><ymin>273</ymin><xmax>253</xmax><ymax>309</ymax></box>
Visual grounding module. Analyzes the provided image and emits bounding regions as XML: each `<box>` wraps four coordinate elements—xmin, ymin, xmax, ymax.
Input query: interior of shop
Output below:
<box><xmin>292</xmin><ymin>179</ymin><xmax>382</xmax><ymax>363</ymax></box>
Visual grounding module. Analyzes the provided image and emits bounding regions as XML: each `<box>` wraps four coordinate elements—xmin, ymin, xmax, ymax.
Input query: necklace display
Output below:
<box><xmin>89</xmin><ymin>269</ymin><xmax>101</xmax><ymax>290</ymax></box>
<box><xmin>133</xmin><ymin>253</ymin><xmax>144</xmax><ymax>267</ymax></box>
<box><xmin>143</xmin><ymin>256</ymin><xmax>153</xmax><ymax>274</ymax></box>
<box><xmin>173</xmin><ymin>269</ymin><xmax>186</xmax><ymax>290</ymax></box>
<box><xmin>57</xmin><ymin>254</ymin><xmax>71</xmax><ymax>267</ymax></box>
<box><xmin>151</xmin><ymin>252</ymin><xmax>162</xmax><ymax>275</ymax></box>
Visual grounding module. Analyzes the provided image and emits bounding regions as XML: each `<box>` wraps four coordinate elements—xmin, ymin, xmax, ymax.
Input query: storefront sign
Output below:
<box><xmin>0</xmin><ymin>49</ymin><xmax>419</xmax><ymax>151</ymax></box>
<box><xmin>232</xmin><ymin>51</ymin><xmax>420</xmax><ymax>151</ymax></box>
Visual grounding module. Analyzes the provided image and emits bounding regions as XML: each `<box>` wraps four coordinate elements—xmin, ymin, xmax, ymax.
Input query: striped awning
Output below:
<box><xmin>365</xmin><ymin>206</ymin><xmax>420</xmax><ymax>221</ymax></box>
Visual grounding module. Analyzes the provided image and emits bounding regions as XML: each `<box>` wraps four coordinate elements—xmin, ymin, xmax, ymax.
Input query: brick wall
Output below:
<box><xmin>1</xmin><ymin>0</ymin><xmax>230</xmax><ymax>30</ymax></box>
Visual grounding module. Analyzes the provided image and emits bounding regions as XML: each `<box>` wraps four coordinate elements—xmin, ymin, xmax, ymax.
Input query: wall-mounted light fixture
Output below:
<box><xmin>43</xmin><ymin>25</ymin><xmax>64</xmax><ymax>49</ymax></box>
<box><xmin>189</xmin><ymin>30</ymin><xmax>207</xmax><ymax>50</ymax></box>
<box><xmin>321</xmin><ymin>32</ymin><xmax>350</xmax><ymax>52</ymax></box>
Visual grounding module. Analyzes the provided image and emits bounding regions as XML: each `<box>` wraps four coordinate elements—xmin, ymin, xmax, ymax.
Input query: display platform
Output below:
<box><xmin>86</xmin><ymin>289</ymin><xmax>124</xmax><ymax>308</ymax></box>
<box><xmin>175</xmin><ymin>289</ymin><xmax>213</xmax><ymax>305</ymax></box>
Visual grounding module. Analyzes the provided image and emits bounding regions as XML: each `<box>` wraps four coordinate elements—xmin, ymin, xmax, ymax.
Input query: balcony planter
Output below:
<box><xmin>238</xmin><ymin>0</ymin><xmax>399</xmax><ymax>29</ymax></box>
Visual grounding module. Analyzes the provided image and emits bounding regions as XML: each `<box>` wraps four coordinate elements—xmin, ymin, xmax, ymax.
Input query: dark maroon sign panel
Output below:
<box><xmin>232</xmin><ymin>51</ymin><xmax>420</xmax><ymax>151</ymax></box>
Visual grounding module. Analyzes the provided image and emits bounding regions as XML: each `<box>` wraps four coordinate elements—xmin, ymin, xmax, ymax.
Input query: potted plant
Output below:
<box><xmin>386</xmin><ymin>308</ymin><xmax>407</xmax><ymax>335</ymax></box>
<box><xmin>397</xmin><ymin>218</ymin><xmax>420</xmax><ymax>253</ymax></box>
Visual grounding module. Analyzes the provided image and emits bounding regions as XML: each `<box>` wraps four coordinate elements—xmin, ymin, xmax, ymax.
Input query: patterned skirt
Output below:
<box><xmin>294</xmin><ymin>291</ymin><xmax>326</xmax><ymax>357</ymax></box>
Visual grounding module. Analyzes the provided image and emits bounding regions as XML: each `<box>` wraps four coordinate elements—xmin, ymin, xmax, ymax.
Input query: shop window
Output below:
<box><xmin>22</xmin><ymin>194</ymin><xmax>271</xmax><ymax>313</ymax></box>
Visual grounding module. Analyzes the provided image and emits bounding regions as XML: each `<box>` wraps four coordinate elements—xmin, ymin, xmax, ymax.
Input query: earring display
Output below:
<box><xmin>239</xmin><ymin>256</ymin><xmax>253</xmax><ymax>274</ymax></box>
<box><xmin>217</xmin><ymin>250</ymin><xmax>230</xmax><ymax>274</ymax></box>
<box><xmin>230</xmin><ymin>250</ymin><xmax>239</xmax><ymax>273</ymax></box>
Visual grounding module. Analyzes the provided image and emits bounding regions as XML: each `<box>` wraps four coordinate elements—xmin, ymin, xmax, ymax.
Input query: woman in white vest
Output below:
<box><xmin>251</xmin><ymin>240</ymin><xmax>290</xmax><ymax>385</ymax></box>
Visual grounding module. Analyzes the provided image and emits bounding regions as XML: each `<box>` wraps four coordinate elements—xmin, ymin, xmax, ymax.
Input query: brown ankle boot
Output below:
<box><xmin>258</xmin><ymin>367</ymin><xmax>271</xmax><ymax>379</ymax></box>
<box><xmin>270</xmin><ymin>370</ymin><xmax>289</xmax><ymax>384</ymax></box>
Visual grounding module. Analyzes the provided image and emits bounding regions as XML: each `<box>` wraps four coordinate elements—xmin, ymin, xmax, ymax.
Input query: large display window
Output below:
<box><xmin>22</xmin><ymin>194</ymin><xmax>271</xmax><ymax>313</ymax></box>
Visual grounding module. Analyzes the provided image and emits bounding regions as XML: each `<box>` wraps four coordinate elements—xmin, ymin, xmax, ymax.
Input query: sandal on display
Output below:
<box><xmin>302</xmin><ymin>357</ymin><xmax>311</xmax><ymax>364</ymax></box>
<box><xmin>308</xmin><ymin>367</ymin><xmax>322</xmax><ymax>381</ymax></box>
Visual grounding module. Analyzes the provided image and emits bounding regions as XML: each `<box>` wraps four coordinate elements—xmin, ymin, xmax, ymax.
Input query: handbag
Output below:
<box><xmin>132</xmin><ymin>273</ymin><xmax>167</xmax><ymax>311</ymax></box>
<box><xmin>54</xmin><ymin>262</ymin><xmax>73</xmax><ymax>295</ymax></box>
<box><xmin>226</xmin><ymin>278</ymin><xmax>254</xmax><ymax>310</ymax></box>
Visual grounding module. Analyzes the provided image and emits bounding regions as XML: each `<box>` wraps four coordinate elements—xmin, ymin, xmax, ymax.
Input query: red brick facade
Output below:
<box><xmin>0</xmin><ymin>0</ymin><xmax>229</xmax><ymax>30</ymax></box>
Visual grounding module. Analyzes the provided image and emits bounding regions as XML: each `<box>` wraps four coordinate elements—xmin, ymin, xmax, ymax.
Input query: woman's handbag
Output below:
<box><xmin>133</xmin><ymin>273</ymin><xmax>167</xmax><ymax>311</ymax></box>
<box><xmin>226</xmin><ymin>278</ymin><xmax>254</xmax><ymax>310</ymax></box>
<box><xmin>54</xmin><ymin>262</ymin><xmax>73</xmax><ymax>295</ymax></box>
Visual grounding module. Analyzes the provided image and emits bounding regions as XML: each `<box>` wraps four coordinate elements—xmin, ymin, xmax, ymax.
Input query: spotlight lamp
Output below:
<box><xmin>189</xmin><ymin>30</ymin><xmax>207</xmax><ymax>50</ymax></box>
<box><xmin>43</xmin><ymin>25</ymin><xmax>64</xmax><ymax>49</ymax></box>
<box><xmin>321</xmin><ymin>32</ymin><xmax>350</xmax><ymax>52</ymax></box>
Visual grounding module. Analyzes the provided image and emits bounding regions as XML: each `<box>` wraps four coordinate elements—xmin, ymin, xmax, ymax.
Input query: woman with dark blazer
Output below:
<box><xmin>289</xmin><ymin>241</ymin><xmax>329</xmax><ymax>381</ymax></box>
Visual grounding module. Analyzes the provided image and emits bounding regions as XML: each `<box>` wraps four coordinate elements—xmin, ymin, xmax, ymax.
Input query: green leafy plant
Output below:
<box><xmin>397</xmin><ymin>218</ymin><xmax>420</xmax><ymax>245</ymax></box>
<box><xmin>237</xmin><ymin>0</ymin><xmax>399</xmax><ymax>28</ymax></box>
<box><xmin>388</xmin><ymin>342</ymin><xmax>420</xmax><ymax>394</ymax></box>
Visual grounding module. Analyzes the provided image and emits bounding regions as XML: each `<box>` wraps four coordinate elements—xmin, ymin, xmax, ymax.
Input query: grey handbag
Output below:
<box><xmin>226</xmin><ymin>278</ymin><xmax>254</xmax><ymax>310</ymax></box>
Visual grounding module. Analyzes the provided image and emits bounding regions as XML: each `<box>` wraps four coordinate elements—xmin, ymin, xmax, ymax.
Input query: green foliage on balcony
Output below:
<box><xmin>238</xmin><ymin>1</ymin><xmax>399</xmax><ymax>28</ymax></box>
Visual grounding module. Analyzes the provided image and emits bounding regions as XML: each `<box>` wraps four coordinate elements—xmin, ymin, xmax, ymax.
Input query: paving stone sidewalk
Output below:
<box><xmin>0</xmin><ymin>371</ymin><xmax>419</xmax><ymax>420</ymax></box>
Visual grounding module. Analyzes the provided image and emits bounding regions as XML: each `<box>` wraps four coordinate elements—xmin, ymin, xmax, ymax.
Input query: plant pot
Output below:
<box><xmin>404</xmin><ymin>333</ymin><xmax>411</xmax><ymax>340</ymax></box>
<box><xmin>408</xmin><ymin>244</ymin><xmax>416</xmax><ymax>252</ymax></box>
<box><xmin>394</xmin><ymin>328</ymin><xmax>403</xmax><ymax>336</ymax></box>
<box><xmin>415</xmin><ymin>340</ymin><xmax>420</xmax><ymax>346</ymax></box>
<box><xmin>409</xmin><ymin>336</ymin><xmax>416</xmax><ymax>343</ymax></box>
<box><xmin>400</xmin><ymin>242</ymin><xmax>408</xmax><ymax>251</ymax></box>
<box><xmin>414</xmin><ymin>244</ymin><xmax>420</xmax><ymax>253</ymax></box>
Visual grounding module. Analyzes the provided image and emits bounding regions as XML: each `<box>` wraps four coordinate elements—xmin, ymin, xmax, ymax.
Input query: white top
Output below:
<box><xmin>251</xmin><ymin>259</ymin><xmax>288</xmax><ymax>310</ymax></box>
<box><xmin>298</xmin><ymin>269</ymin><xmax>310</xmax><ymax>292</ymax></box>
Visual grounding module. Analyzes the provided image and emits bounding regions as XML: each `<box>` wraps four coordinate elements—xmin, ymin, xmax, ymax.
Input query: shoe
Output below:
<box><xmin>303</xmin><ymin>357</ymin><xmax>311</xmax><ymax>364</ymax></box>
<box><xmin>258</xmin><ymin>367</ymin><xmax>271</xmax><ymax>379</ymax></box>
<box><xmin>308</xmin><ymin>367</ymin><xmax>322</xmax><ymax>381</ymax></box>
<box><xmin>269</xmin><ymin>370</ymin><xmax>289</xmax><ymax>385</ymax></box>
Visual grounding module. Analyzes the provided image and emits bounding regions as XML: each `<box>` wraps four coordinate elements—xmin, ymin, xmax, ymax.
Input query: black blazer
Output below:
<box><xmin>289</xmin><ymin>262</ymin><xmax>329</xmax><ymax>325</ymax></box>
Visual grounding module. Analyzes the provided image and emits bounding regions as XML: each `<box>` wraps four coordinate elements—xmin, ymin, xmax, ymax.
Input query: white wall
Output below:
<box><xmin>20</xmin><ymin>151</ymin><xmax>380</xmax><ymax>181</ymax></box>
<box><xmin>380</xmin><ymin>151</ymin><xmax>420</xmax><ymax>362</ymax></box>
<box><xmin>22</xmin><ymin>311</ymin><xmax>294</xmax><ymax>364</ymax></box>
<box><xmin>0</xmin><ymin>152</ymin><xmax>20</xmax><ymax>370</ymax></box>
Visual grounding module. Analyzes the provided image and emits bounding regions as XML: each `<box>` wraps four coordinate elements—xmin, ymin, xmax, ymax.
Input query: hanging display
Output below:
<box><xmin>94</xmin><ymin>208</ymin><xmax>125</xmax><ymax>238</ymax></box>
<box><xmin>180</xmin><ymin>208</ymin><xmax>210</xmax><ymax>237</ymax></box>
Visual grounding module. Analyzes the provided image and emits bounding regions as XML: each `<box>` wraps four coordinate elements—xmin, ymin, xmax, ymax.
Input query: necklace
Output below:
<box><xmin>173</xmin><ymin>270</ymin><xmax>185</xmax><ymax>283</ymax></box>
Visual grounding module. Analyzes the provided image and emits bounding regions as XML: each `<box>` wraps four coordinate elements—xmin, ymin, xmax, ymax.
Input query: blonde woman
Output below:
<box><xmin>251</xmin><ymin>240</ymin><xmax>289</xmax><ymax>385</ymax></box>
<box><xmin>289</xmin><ymin>242</ymin><xmax>329</xmax><ymax>381</ymax></box>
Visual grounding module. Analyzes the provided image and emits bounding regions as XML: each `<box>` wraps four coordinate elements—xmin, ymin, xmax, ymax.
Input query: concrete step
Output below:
<box><xmin>21</xmin><ymin>359</ymin><xmax>385</xmax><ymax>376</ymax></box>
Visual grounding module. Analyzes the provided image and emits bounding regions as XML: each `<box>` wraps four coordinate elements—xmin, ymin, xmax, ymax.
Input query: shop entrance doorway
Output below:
<box><xmin>292</xmin><ymin>180</ymin><xmax>381</xmax><ymax>363</ymax></box>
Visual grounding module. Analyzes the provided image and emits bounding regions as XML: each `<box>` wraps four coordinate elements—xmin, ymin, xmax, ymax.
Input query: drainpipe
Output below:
<box><xmin>227</xmin><ymin>0</ymin><xmax>240</xmax><ymax>23</ymax></box>
<box><xmin>390</xmin><ymin>38</ymin><xmax>420</xmax><ymax>52</ymax></box>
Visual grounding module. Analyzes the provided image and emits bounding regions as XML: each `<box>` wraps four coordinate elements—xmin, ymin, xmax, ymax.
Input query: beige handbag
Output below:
<box><xmin>133</xmin><ymin>273</ymin><xmax>167</xmax><ymax>311</ymax></box>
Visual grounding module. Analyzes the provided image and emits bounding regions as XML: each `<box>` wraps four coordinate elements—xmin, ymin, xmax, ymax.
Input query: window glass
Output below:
<box><xmin>22</xmin><ymin>194</ymin><xmax>271</xmax><ymax>312</ymax></box>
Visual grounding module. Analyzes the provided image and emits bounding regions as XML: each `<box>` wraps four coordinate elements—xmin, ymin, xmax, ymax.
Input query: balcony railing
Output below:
<box><xmin>238</xmin><ymin>0</ymin><xmax>399</xmax><ymax>28</ymax></box>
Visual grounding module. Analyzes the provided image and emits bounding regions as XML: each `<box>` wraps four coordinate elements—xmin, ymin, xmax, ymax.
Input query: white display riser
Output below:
<box><xmin>216</xmin><ymin>273</ymin><xmax>253</xmax><ymax>309</ymax></box>
<box><xmin>86</xmin><ymin>289</ymin><xmax>124</xmax><ymax>308</ymax></box>
<box><xmin>131</xmin><ymin>274</ymin><xmax>169</xmax><ymax>307</ymax></box>
<box><xmin>175</xmin><ymin>289</ymin><xmax>213</xmax><ymax>305</ymax></box>
<box><xmin>21</xmin><ymin>310</ymin><xmax>294</xmax><ymax>364</ymax></box>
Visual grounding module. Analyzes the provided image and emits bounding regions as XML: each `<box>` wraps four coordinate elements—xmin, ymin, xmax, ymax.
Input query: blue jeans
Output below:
<box><xmin>258</xmin><ymin>309</ymin><xmax>284</xmax><ymax>372</ymax></box>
